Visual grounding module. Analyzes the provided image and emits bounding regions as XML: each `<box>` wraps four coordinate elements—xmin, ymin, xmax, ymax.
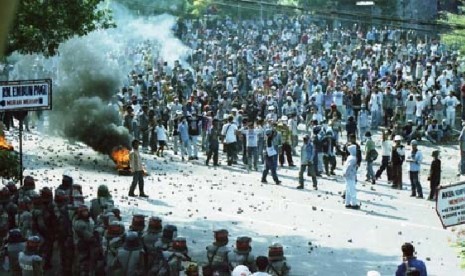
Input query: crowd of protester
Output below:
<box><xmin>0</xmin><ymin>14</ymin><xmax>453</xmax><ymax>275</ymax></box>
<box><xmin>118</xmin><ymin>15</ymin><xmax>464</xmax><ymax>200</ymax></box>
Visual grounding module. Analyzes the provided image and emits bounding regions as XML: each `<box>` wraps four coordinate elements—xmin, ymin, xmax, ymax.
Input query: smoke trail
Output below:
<box><xmin>50</xmin><ymin>30</ymin><xmax>129</xmax><ymax>154</ymax></box>
<box><xmin>7</xmin><ymin>3</ymin><xmax>191</xmax><ymax>155</ymax></box>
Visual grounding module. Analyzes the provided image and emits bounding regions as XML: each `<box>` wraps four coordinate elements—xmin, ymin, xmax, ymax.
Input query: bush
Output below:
<box><xmin>0</xmin><ymin>150</ymin><xmax>20</xmax><ymax>181</ymax></box>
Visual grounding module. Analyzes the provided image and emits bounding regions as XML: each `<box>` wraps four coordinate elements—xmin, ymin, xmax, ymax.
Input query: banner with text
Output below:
<box><xmin>0</xmin><ymin>79</ymin><xmax>52</xmax><ymax>111</ymax></box>
<box><xmin>436</xmin><ymin>182</ymin><xmax>465</xmax><ymax>228</ymax></box>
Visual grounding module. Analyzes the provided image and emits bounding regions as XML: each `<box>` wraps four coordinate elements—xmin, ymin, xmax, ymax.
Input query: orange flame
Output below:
<box><xmin>111</xmin><ymin>146</ymin><xmax>130</xmax><ymax>170</ymax></box>
<box><xmin>0</xmin><ymin>135</ymin><xmax>13</xmax><ymax>151</ymax></box>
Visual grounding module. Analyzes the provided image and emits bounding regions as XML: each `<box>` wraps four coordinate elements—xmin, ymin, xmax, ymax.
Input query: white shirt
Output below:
<box><xmin>333</xmin><ymin>90</ymin><xmax>344</xmax><ymax>106</ymax></box>
<box><xmin>288</xmin><ymin>118</ymin><xmax>298</xmax><ymax>135</ymax></box>
<box><xmin>369</xmin><ymin>93</ymin><xmax>381</xmax><ymax>111</ymax></box>
<box><xmin>415</xmin><ymin>100</ymin><xmax>424</xmax><ymax>117</ymax></box>
<box><xmin>221</xmin><ymin>123</ymin><xmax>238</xmax><ymax>143</ymax></box>
<box><xmin>444</xmin><ymin>95</ymin><xmax>460</xmax><ymax>111</ymax></box>
<box><xmin>242</xmin><ymin>128</ymin><xmax>260</xmax><ymax>147</ymax></box>
<box><xmin>155</xmin><ymin>125</ymin><xmax>167</xmax><ymax>141</ymax></box>
<box><xmin>405</xmin><ymin>99</ymin><xmax>416</xmax><ymax>115</ymax></box>
<box><xmin>381</xmin><ymin>140</ymin><xmax>392</xmax><ymax>156</ymax></box>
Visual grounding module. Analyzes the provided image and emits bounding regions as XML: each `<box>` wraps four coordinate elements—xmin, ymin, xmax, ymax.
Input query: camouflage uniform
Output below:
<box><xmin>54</xmin><ymin>189</ymin><xmax>74</xmax><ymax>274</ymax></box>
<box><xmin>6</xmin><ymin>229</ymin><xmax>26</xmax><ymax>276</ymax></box>
<box><xmin>109</xmin><ymin>231</ymin><xmax>145</xmax><ymax>276</ymax></box>
<box><xmin>73</xmin><ymin>205</ymin><xmax>96</xmax><ymax>276</ymax></box>
<box><xmin>18</xmin><ymin>176</ymin><xmax>36</xmax><ymax>202</ymax></box>
<box><xmin>228</xmin><ymin>236</ymin><xmax>256</xmax><ymax>272</ymax></box>
<box><xmin>0</xmin><ymin>189</ymin><xmax>11</xmax><ymax>247</ymax></box>
<box><xmin>267</xmin><ymin>243</ymin><xmax>291</xmax><ymax>276</ymax></box>
<box><xmin>204</xmin><ymin>229</ymin><xmax>231</xmax><ymax>276</ymax></box>
<box><xmin>18</xmin><ymin>236</ymin><xmax>43</xmax><ymax>276</ymax></box>
<box><xmin>18</xmin><ymin>197</ymin><xmax>32</xmax><ymax>238</ymax></box>
<box><xmin>158</xmin><ymin>237</ymin><xmax>191</xmax><ymax>275</ymax></box>
<box><xmin>142</xmin><ymin>216</ymin><xmax>162</xmax><ymax>271</ymax></box>
<box><xmin>150</xmin><ymin>224</ymin><xmax>177</xmax><ymax>274</ymax></box>
<box><xmin>104</xmin><ymin>222</ymin><xmax>125</xmax><ymax>274</ymax></box>
<box><xmin>90</xmin><ymin>185</ymin><xmax>114</xmax><ymax>222</ymax></box>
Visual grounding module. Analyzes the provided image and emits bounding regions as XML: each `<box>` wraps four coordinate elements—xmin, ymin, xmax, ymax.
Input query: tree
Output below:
<box><xmin>115</xmin><ymin>0</ymin><xmax>187</xmax><ymax>16</ymax></box>
<box><xmin>6</xmin><ymin>0</ymin><xmax>114</xmax><ymax>56</ymax></box>
<box><xmin>440</xmin><ymin>4</ymin><xmax>465</xmax><ymax>54</ymax></box>
<box><xmin>0</xmin><ymin>150</ymin><xmax>20</xmax><ymax>181</ymax></box>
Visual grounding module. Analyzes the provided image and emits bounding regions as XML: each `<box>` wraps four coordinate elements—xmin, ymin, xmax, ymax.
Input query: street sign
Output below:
<box><xmin>436</xmin><ymin>181</ymin><xmax>465</xmax><ymax>228</ymax></box>
<box><xmin>0</xmin><ymin>79</ymin><xmax>52</xmax><ymax>111</ymax></box>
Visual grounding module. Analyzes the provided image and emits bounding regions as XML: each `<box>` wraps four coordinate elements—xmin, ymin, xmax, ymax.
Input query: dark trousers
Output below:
<box><xmin>375</xmin><ymin>156</ymin><xmax>392</xmax><ymax>180</ymax></box>
<box><xmin>225</xmin><ymin>142</ymin><xmax>237</xmax><ymax>165</ymax></box>
<box><xmin>141</xmin><ymin>130</ymin><xmax>149</xmax><ymax>148</ymax></box>
<box><xmin>299</xmin><ymin>163</ymin><xmax>318</xmax><ymax>187</ymax></box>
<box><xmin>392</xmin><ymin>164</ymin><xmax>403</xmax><ymax>188</ymax></box>
<box><xmin>58</xmin><ymin>237</ymin><xmax>74</xmax><ymax>274</ymax></box>
<box><xmin>129</xmin><ymin>170</ymin><xmax>145</xmax><ymax>195</ymax></box>
<box><xmin>206</xmin><ymin>147</ymin><xmax>219</xmax><ymax>165</ymax></box>
<box><xmin>41</xmin><ymin>237</ymin><xmax>54</xmax><ymax>267</ymax></box>
<box><xmin>323</xmin><ymin>155</ymin><xmax>336</xmax><ymax>174</ymax></box>
<box><xmin>384</xmin><ymin>108</ymin><xmax>393</xmax><ymax>126</ymax></box>
<box><xmin>429</xmin><ymin>180</ymin><xmax>439</xmax><ymax>200</ymax></box>
<box><xmin>279</xmin><ymin>143</ymin><xmax>294</xmax><ymax>166</ymax></box>
<box><xmin>461</xmin><ymin>150</ymin><xmax>465</xmax><ymax>175</ymax></box>
<box><xmin>409</xmin><ymin>171</ymin><xmax>422</xmax><ymax>196</ymax></box>
<box><xmin>242</xmin><ymin>138</ymin><xmax>247</xmax><ymax>164</ymax></box>
<box><xmin>262</xmin><ymin>155</ymin><xmax>279</xmax><ymax>183</ymax></box>
<box><xmin>247</xmin><ymin>147</ymin><xmax>258</xmax><ymax>170</ymax></box>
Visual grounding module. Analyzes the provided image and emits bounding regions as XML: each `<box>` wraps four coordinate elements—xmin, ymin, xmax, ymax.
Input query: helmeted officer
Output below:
<box><xmin>109</xmin><ymin>231</ymin><xmax>145</xmax><ymax>275</ymax></box>
<box><xmin>90</xmin><ymin>185</ymin><xmax>114</xmax><ymax>222</ymax></box>
<box><xmin>267</xmin><ymin>243</ymin><xmax>291</xmax><ymax>276</ymax></box>
<box><xmin>6</xmin><ymin>228</ymin><xmax>26</xmax><ymax>275</ymax></box>
<box><xmin>228</xmin><ymin>236</ymin><xmax>256</xmax><ymax>272</ymax></box>
<box><xmin>54</xmin><ymin>189</ymin><xmax>74</xmax><ymax>274</ymax></box>
<box><xmin>72</xmin><ymin>204</ymin><xmax>96</xmax><ymax>276</ymax></box>
<box><xmin>104</xmin><ymin>221</ymin><xmax>125</xmax><ymax>274</ymax></box>
<box><xmin>18</xmin><ymin>236</ymin><xmax>43</xmax><ymax>276</ymax></box>
<box><xmin>142</xmin><ymin>216</ymin><xmax>163</xmax><ymax>270</ymax></box>
<box><xmin>204</xmin><ymin>229</ymin><xmax>231</xmax><ymax>276</ymax></box>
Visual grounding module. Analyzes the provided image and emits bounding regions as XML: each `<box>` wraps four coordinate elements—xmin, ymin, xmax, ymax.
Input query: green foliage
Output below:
<box><xmin>454</xmin><ymin>240</ymin><xmax>465</xmax><ymax>269</ymax></box>
<box><xmin>7</xmin><ymin>0</ymin><xmax>115</xmax><ymax>56</ymax></box>
<box><xmin>0</xmin><ymin>150</ymin><xmax>20</xmax><ymax>181</ymax></box>
<box><xmin>115</xmin><ymin>0</ymin><xmax>187</xmax><ymax>15</ymax></box>
<box><xmin>298</xmin><ymin>0</ymin><xmax>327</xmax><ymax>7</ymax></box>
<box><xmin>440</xmin><ymin>10</ymin><xmax>465</xmax><ymax>53</ymax></box>
<box><xmin>187</xmin><ymin>0</ymin><xmax>213</xmax><ymax>16</ymax></box>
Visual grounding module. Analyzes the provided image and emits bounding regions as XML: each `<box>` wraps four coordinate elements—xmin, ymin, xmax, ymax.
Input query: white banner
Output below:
<box><xmin>0</xmin><ymin>79</ymin><xmax>52</xmax><ymax>111</ymax></box>
<box><xmin>436</xmin><ymin>182</ymin><xmax>465</xmax><ymax>228</ymax></box>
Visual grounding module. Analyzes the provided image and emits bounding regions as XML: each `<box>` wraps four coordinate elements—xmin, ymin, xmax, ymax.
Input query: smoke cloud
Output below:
<box><xmin>7</xmin><ymin>3</ymin><xmax>190</xmax><ymax>155</ymax></box>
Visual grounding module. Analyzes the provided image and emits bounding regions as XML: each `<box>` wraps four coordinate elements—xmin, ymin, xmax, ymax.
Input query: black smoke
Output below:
<box><xmin>50</xmin><ymin>31</ymin><xmax>130</xmax><ymax>154</ymax></box>
<box><xmin>9</xmin><ymin>3</ymin><xmax>190</xmax><ymax>155</ymax></box>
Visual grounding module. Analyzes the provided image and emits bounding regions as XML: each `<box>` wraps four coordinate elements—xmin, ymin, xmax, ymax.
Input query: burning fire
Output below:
<box><xmin>111</xmin><ymin>146</ymin><xmax>130</xmax><ymax>171</ymax></box>
<box><xmin>0</xmin><ymin>134</ymin><xmax>14</xmax><ymax>151</ymax></box>
<box><xmin>110</xmin><ymin>146</ymin><xmax>148</xmax><ymax>176</ymax></box>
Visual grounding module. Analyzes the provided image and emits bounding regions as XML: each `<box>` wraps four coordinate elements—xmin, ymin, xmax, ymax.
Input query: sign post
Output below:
<box><xmin>0</xmin><ymin>79</ymin><xmax>52</xmax><ymax>111</ymax></box>
<box><xmin>436</xmin><ymin>182</ymin><xmax>465</xmax><ymax>228</ymax></box>
<box><xmin>0</xmin><ymin>79</ymin><xmax>52</xmax><ymax>186</ymax></box>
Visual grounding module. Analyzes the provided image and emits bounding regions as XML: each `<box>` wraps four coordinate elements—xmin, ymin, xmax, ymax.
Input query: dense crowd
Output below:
<box><xmin>1</xmin><ymin>14</ymin><xmax>455</xmax><ymax>275</ymax></box>
<box><xmin>118</xmin><ymin>15</ymin><xmax>464</xmax><ymax>203</ymax></box>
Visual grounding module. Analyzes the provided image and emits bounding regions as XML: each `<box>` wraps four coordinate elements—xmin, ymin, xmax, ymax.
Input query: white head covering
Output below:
<box><xmin>231</xmin><ymin>265</ymin><xmax>251</xmax><ymax>276</ymax></box>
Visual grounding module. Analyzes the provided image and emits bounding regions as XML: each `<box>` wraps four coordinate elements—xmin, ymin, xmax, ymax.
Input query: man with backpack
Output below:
<box><xmin>395</xmin><ymin>242</ymin><xmax>427</xmax><ymax>276</ymax></box>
